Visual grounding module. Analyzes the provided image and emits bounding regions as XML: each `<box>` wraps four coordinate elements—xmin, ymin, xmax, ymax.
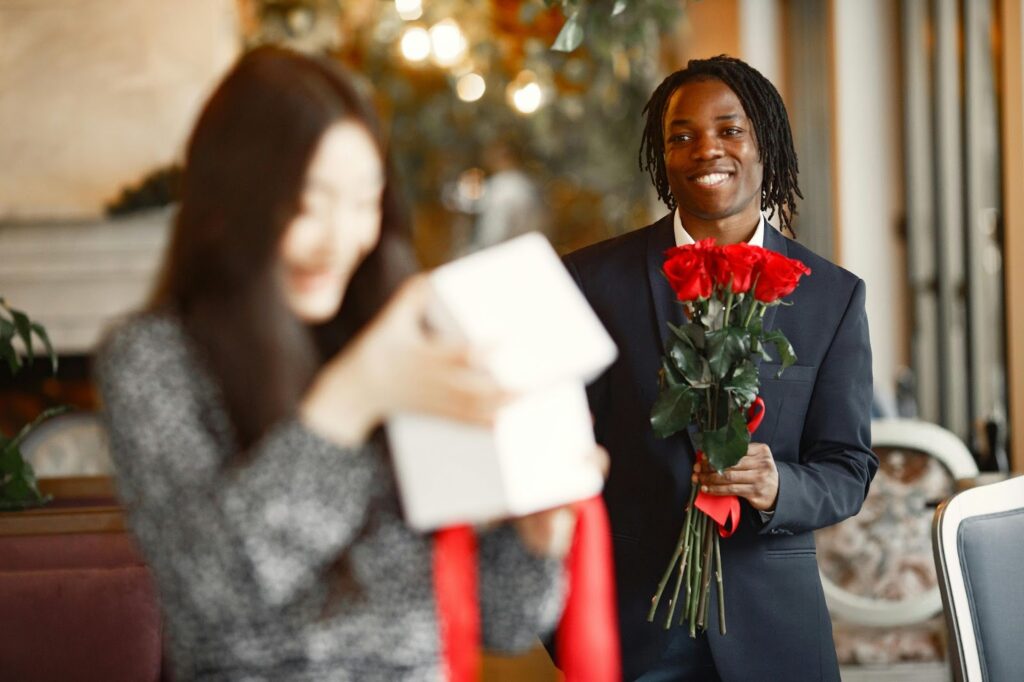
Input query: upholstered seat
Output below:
<box><xmin>933</xmin><ymin>474</ymin><xmax>1024</xmax><ymax>681</ymax></box>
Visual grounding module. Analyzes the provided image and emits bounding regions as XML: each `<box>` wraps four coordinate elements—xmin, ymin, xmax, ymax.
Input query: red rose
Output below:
<box><xmin>753</xmin><ymin>251</ymin><xmax>811</xmax><ymax>302</ymax></box>
<box><xmin>663</xmin><ymin>243</ymin><xmax>713</xmax><ymax>301</ymax></box>
<box><xmin>710</xmin><ymin>244</ymin><xmax>764</xmax><ymax>294</ymax></box>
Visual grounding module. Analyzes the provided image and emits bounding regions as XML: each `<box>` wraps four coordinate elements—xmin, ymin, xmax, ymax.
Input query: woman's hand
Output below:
<box><xmin>512</xmin><ymin>445</ymin><xmax>610</xmax><ymax>559</ymax></box>
<box><xmin>300</xmin><ymin>275</ymin><xmax>509</xmax><ymax>446</ymax></box>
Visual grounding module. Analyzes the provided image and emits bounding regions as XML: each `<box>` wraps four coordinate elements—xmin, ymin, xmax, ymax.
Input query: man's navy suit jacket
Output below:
<box><xmin>564</xmin><ymin>214</ymin><xmax>878</xmax><ymax>681</ymax></box>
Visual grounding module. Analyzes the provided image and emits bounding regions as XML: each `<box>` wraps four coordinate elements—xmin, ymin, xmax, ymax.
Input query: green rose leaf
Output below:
<box><xmin>669</xmin><ymin>321</ymin><xmax>706</xmax><ymax>351</ymax></box>
<box><xmin>723</xmin><ymin>361</ymin><xmax>759</xmax><ymax>406</ymax></box>
<box><xmin>661</xmin><ymin>357</ymin><xmax>684</xmax><ymax>387</ymax></box>
<box><xmin>703</xmin><ymin>409</ymin><xmax>750</xmax><ymax>472</ymax></box>
<box><xmin>765</xmin><ymin>329</ymin><xmax>797</xmax><ymax>375</ymax></box>
<box><xmin>706</xmin><ymin>328</ymin><xmax>750</xmax><ymax>380</ymax></box>
<box><xmin>651</xmin><ymin>383</ymin><xmax>696</xmax><ymax>438</ymax></box>
<box><xmin>668</xmin><ymin>338</ymin><xmax>709</xmax><ymax>387</ymax></box>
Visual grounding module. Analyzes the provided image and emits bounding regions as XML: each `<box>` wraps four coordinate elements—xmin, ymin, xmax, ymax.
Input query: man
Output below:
<box><xmin>564</xmin><ymin>55</ymin><xmax>877</xmax><ymax>681</ymax></box>
<box><xmin>472</xmin><ymin>138</ymin><xmax>548</xmax><ymax>251</ymax></box>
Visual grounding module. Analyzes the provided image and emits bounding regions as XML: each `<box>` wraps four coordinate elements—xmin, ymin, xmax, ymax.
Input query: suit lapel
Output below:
<box><xmin>646</xmin><ymin>214</ymin><xmax>686</xmax><ymax>349</ymax></box>
<box><xmin>646</xmin><ymin>214</ymin><xmax>698</xmax><ymax>459</ymax></box>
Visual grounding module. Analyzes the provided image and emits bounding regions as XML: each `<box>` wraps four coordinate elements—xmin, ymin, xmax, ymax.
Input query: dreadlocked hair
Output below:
<box><xmin>639</xmin><ymin>55</ymin><xmax>803</xmax><ymax>236</ymax></box>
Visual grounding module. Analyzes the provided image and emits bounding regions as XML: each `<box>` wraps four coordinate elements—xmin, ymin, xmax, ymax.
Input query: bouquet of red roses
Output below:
<box><xmin>648</xmin><ymin>238</ymin><xmax>810</xmax><ymax>635</ymax></box>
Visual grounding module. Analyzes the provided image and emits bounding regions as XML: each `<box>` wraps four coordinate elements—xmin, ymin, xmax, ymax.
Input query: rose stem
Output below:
<box><xmin>649</xmin><ymin>485</ymin><xmax>698</xmax><ymax>622</ymax></box>
<box><xmin>715</xmin><ymin>532</ymin><xmax>727</xmax><ymax>635</ymax></box>
<box><xmin>696</xmin><ymin>515</ymin><xmax>714</xmax><ymax>629</ymax></box>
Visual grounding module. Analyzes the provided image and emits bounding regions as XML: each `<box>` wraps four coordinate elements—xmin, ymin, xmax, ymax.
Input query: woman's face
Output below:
<box><xmin>279</xmin><ymin>121</ymin><xmax>384</xmax><ymax>324</ymax></box>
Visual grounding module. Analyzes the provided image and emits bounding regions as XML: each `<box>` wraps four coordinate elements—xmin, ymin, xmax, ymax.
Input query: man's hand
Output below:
<box><xmin>693</xmin><ymin>443</ymin><xmax>779</xmax><ymax>512</ymax></box>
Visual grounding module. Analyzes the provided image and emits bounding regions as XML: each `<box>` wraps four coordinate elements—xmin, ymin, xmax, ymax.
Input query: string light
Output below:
<box><xmin>395</xmin><ymin>0</ymin><xmax>423</xmax><ymax>21</ymax></box>
<box><xmin>400</xmin><ymin>26</ymin><xmax>431</xmax><ymax>63</ymax></box>
<box><xmin>507</xmin><ymin>71</ymin><xmax>543</xmax><ymax>114</ymax></box>
<box><xmin>429</xmin><ymin>19</ymin><xmax>467</xmax><ymax>67</ymax></box>
<box><xmin>456</xmin><ymin>73</ymin><xmax>486</xmax><ymax>102</ymax></box>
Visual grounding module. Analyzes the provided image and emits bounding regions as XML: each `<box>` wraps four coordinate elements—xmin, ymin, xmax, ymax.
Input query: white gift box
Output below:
<box><xmin>387</xmin><ymin>232</ymin><xmax>617</xmax><ymax>530</ymax></box>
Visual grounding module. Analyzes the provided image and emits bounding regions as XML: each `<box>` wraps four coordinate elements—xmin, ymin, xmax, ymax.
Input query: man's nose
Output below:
<box><xmin>691</xmin><ymin>133</ymin><xmax>724</xmax><ymax>160</ymax></box>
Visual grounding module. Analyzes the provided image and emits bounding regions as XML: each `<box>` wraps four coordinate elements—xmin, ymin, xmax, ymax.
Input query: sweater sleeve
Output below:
<box><xmin>477</xmin><ymin>524</ymin><xmax>566</xmax><ymax>654</ymax></box>
<box><xmin>96</xmin><ymin>315</ymin><xmax>386</xmax><ymax>622</ymax></box>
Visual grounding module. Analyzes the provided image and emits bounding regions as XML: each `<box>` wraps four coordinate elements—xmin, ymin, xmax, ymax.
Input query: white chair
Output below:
<box><xmin>817</xmin><ymin>419</ymin><xmax>978</xmax><ymax>627</ymax></box>
<box><xmin>933</xmin><ymin>474</ymin><xmax>1024</xmax><ymax>681</ymax></box>
<box><xmin>18</xmin><ymin>411</ymin><xmax>113</xmax><ymax>477</ymax></box>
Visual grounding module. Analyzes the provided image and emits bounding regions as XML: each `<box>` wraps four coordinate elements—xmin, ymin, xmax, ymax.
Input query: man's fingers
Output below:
<box><xmin>699</xmin><ymin>483</ymin><xmax>758</xmax><ymax>497</ymax></box>
<box><xmin>698</xmin><ymin>469</ymin><xmax>763</xmax><ymax>486</ymax></box>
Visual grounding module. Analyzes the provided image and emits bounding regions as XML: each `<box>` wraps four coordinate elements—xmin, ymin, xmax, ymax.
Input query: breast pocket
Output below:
<box><xmin>755</xmin><ymin>363</ymin><xmax>817</xmax><ymax>456</ymax></box>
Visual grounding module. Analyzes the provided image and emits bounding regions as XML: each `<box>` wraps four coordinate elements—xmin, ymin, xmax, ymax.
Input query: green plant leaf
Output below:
<box><xmin>703</xmin><ymin>409</ymin><xmax>750</xmax><ymax>472</ymax></box>
<box><xmin>765</xmin><ymin>329</ymin><xmax>797</xmax><ymax>374</ymax></box>
<box><xmin>552</xmin><ymin>11</ymin><xmax>584</xmax><ymax>52</ymax></box>
<box><xmin>0</xmin><ymin>442</ymin><xmax>23</xmax><ymax>474</ymax></box>
<box><xmin>705</xmin><ymin>328</ymin><xmax>750</xmax><ymax>380</ymax></box>
<box><xmin>651</xmin><ymin>383</ymin><xmax>696</xmax><ymax>438</ymax></box>
<box><xmin>31</xmin><ymin>322</ymin><xmax>58</xmax><ymax>374</ymax></box>
<box><xmin>0</xmin><ymin>341</ymin><xmax>19</xmax><ymax>374</ymax></box>
<box><xmin>1</xmin><ymin>472</ymin><xmax>39</xmax><ymax>503</ymax></box>
<box><xmin>10</xmin><ymin>308</ymin><xmax>33</xmax><ymax>366</ymax></box>
<box><xmin>7</xmin><ymin>405</ymin><xmax>71</xmax><ymax>453</ymax></box>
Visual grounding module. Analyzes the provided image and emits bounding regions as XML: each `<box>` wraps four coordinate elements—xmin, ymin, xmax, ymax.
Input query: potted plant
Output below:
<box><xmin>0</xmin><ymin>298</ymin><xmax>65</xmax><ymax>510</ymax></box>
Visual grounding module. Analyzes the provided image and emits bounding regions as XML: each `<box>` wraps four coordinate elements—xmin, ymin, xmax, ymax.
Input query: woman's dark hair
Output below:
<box><xmin>638</xmin><ymin>55</ymin><xmax>803</xmax><ymax>235</ymax></box>
<box><xmin>151</xmin><ymin>46</ymin><xmax>415</xmax><ymax>450</ymax></box>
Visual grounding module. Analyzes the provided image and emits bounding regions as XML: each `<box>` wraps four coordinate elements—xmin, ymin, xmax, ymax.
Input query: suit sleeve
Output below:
<box><xmin>760</xmin><ymin>278</ymin><xmax>878</xmax><ymax>535</ymax></box>
<box><xmin>564</xmin><ymin>256</ymin><xmax>611</xmax><ymax>438</ymax></box>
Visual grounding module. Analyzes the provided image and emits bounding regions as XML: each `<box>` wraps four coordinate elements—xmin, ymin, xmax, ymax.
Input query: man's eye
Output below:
<box><xmin>723</xmin><ymin>128</ymin><xmax>743</xmax><ymax>136</ymax></box>
<box><xmin>669</xmin><ymin>134</ymin><xmax>691</xmax><ymax>143</ymax></box>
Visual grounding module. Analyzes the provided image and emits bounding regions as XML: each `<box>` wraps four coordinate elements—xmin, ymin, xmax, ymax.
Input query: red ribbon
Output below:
<box><xmin>694</xmin><ymin>397</ymin><xmax>766</xmax><ymax>538</ymax></box>
<box><xmin>557</xmin><ymin>496</ymin><xmax>621</xmax><ymax>682</ymax></box>
<box><xmin>434</xmin><ymin>525</ymin><xmax>480</xmax><ymax>682</ymax></box>
<box><xmin>433</xmin><ymin>496</ymin><xmax>620</xmax><ymax>682</ymax></box>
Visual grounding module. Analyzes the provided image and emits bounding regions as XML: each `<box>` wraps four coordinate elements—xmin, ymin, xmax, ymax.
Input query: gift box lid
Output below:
<box><xmin>427</xmin><ymin>232</ymin><xmax>617</xmax><ymax>391</ymax></box>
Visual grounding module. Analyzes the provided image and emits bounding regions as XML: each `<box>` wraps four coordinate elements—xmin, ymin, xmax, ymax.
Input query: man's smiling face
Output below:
<box><xmin>662</xmin><ymin>78</ymin><xmax>764</xmax><ymax>231</ymax></box>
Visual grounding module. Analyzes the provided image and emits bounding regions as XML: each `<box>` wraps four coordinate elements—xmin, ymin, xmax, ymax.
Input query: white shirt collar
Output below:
<box><xmin>673</xmin><ymin>210</ymin><xmax>767</xmax><ymax>248</ymax></box>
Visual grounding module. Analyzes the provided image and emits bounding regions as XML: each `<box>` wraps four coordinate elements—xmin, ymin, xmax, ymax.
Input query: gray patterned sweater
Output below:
<box><xmin>96</xmin><ymin>312</ymin><xmax>565</xmax><ymax>681</ymax></box>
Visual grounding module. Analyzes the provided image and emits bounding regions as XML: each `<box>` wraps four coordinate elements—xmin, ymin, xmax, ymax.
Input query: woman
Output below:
<box><xmin>97</xmin><ymin>46</ymin><xmax>581</xmax><ymax>680</ymax></box>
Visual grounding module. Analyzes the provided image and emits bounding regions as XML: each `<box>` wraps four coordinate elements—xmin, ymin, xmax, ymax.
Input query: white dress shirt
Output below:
<box><xmin>673</xmin><ymin>209</ymin><xmax>767</xmax><ymax>248</ymax></box>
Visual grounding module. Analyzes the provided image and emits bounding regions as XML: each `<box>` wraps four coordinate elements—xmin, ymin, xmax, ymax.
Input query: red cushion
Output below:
<box><xmin>0</xmin><ymin>533</ymin><xmax>145</xmax><ymax>572</ymax></box>
<box><xmin>0</xmin><ymin>565</ymin><xmax>162</xmax><ymax>682</ymax></box>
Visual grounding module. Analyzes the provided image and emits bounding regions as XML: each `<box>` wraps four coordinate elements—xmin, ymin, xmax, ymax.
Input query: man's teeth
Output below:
<box><xmin>693</xmin><ymin>173</ymin><xmax>730</xmax><ymax>186</ymax></box>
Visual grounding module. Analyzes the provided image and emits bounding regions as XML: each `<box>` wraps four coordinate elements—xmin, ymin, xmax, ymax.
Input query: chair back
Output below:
<box><xmin>817</xmin><ymin>418</ymin><xmax>978</xmax><ymax>627</ymax></box>
<box><xmin>933</xmin><ymin>474</ymin><xmax>1024</xmax><ymax>682</ymax></box>
<box><xmin>19</xmin><ymin>410</ymin><xmax>113</xmax><ymax>477</ymax></box>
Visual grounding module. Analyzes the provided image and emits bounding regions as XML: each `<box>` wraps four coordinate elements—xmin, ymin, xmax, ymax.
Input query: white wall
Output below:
<box><xmin>0</xmin><ymin>0</ymin><xmax>239</xmax><ymax>220</ymax></box>
<box><xmin>832</xmin><ymin>0</ymin><xmax>905</xmax><ymax>411</ymax></box>
<box><xmin>740</xmin><ymin>0</ymin><xmax>782</xmax><ymax>89</ymax></box>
